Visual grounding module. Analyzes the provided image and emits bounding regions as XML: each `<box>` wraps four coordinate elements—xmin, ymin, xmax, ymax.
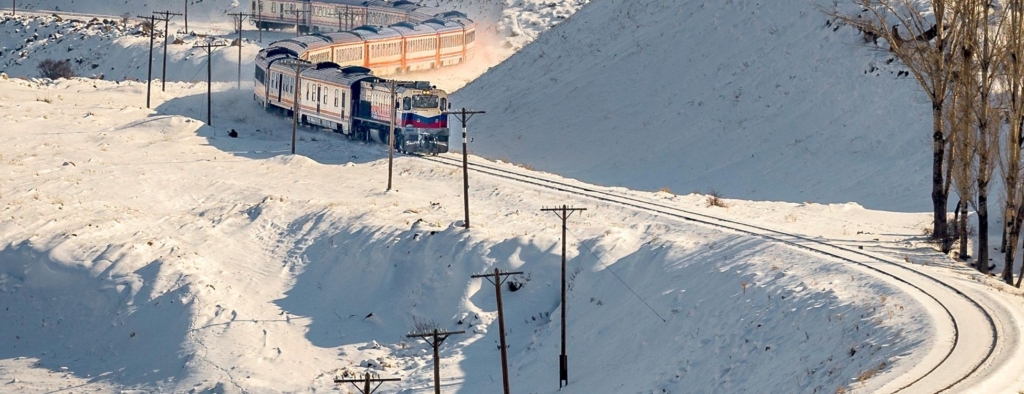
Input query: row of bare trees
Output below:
<box><xmin>831</xmin><ymin>0</ymin><xmax>1024</xmax><ymax>285</ymax></box>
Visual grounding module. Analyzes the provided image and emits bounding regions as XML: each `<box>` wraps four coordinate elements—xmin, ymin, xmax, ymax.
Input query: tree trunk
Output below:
<box><xmin>978</xmin><ymin>188</ymin><xmax>990</xmax><ymax>275</ymax></box>
<box><xmin>1006</xmin><ymin>216</ymin><xmax>1019</xmax><ymax>284</ymax></box>
<box><xmin>959</xmin><ymin>200</ymin><xmax>969</xmax><ymax>261</ymax></box>
<box><xmin>932</xmin><ymin>106</ymin><xmax>949</xmax><ymax>248</ymax></box>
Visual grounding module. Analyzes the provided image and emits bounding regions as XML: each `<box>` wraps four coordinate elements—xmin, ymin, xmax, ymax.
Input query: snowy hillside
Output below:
<box><xmin>0</xmin><ymin>0</ymin><xmax>590</xmax><ymax>89</ymax></box>
<box><xmin>14</xmin><ymin>0</ymin><xmax>242</xmax><ymax>22</ymax></box>
<box><xmin>0</xmin><ymin>75</ymin><xmax>935</xmax><ymax>393</ymax></box>
<box><xmin>453</xmin><ymin>0</ymin><xmax>933</xmax><ymax>212</ymax></box>
<box><xmin>0</xmin><ymin>14</ymin><xmax>263</xmax><ymax>83</ymax></box>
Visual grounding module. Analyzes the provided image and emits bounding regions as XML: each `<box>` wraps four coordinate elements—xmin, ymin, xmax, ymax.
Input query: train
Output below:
<box><xmin>262</xmin><ymin>12</ymin><xmax>475</xmax><ymax>76</ymax></box>
<box><xmin>252</xmin><ymin>1</ymin><xmax>478</xmax><ymax>154</ymax></box>
<box><xmin>255</xmin><ymin>48</ymin><xmax>450</xmax><ymax>154</ymax></box>
<box><xmin>251</xmin><ymin>0</ymin><xmax>441</xmax><ymax>33</ymax></box>
<box><xmin>251</xmin><ymin>0</ymin><xmax>475</xmax><ymax>75</ymax></box>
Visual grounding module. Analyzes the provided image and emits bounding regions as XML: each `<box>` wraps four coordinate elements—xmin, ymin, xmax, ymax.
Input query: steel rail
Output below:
<box><xmin>419</xmin><ymin>153</ymin><xmax>998</xmax><ymax>393</ymax></box>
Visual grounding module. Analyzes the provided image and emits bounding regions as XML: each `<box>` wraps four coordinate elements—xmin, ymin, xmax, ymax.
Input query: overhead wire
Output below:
<box><xmin>565</xmin><ymin>227</ymin><xmax>667</xmax><ymax>323</ymax></box>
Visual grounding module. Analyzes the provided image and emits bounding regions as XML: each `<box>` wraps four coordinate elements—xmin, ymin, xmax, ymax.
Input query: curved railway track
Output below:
<box><xmin>419</xmin><ymin>153</ymin><xmax>1000</xmax><ymax>393</ymax></box>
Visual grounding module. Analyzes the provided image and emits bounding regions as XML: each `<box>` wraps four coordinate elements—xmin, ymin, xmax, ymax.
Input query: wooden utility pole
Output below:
<box><xmin>193</xmin><ymin>41</ymin><xmax>227</xmax><ymax>125</ymax></box>
<box><xmin>278</xmin><ymin>58</ymin><xmax>314</xmax><ymax>154</ymax></box>
<box><xmin>286</xmin><ymin>8</ymin><xmax>311</xmax><ymax>37</ymax></box>
<box><xmin>383</xmin><ymin>80</ymin><xmax>405</xmax><ymax>192</ymax></box>
<box><xmin>443</xmin><ymin>108</ymin><xmax>485</xmax><ymax>229</ymax></box>
<box><xmin>471</xmin><ymin>268</ymin><xmax>524</xmax><ymax>394</ymax></box>
<box><xmin>406</xmin><ymin>329</ymin><xmax>465</xmax><ymax>394</ymax></box>
<box><xmin>11</xmin><ymin>0</ymin><xmax>14</xmax><ymax>16</ymax></box>
<box><xmin>183</xmin><ymin>0</ymin><xmax>188</xmax><ymax>34</ymax></box>
<box><xmin>334</xmin><ymin>373</ymin><xmax>401</xmax><ymax>394</ymax></box>
<box><xmin>153</xmin><ymin>11</ymin><xmax>181</xmax><ymax>92</ymax></box>
<box><xmin>335</xmin><ymin>5</ymin><xmax>356</xmax><ymax>31</ymax></box>
<box><xmin>541</xmin><ymin>205</ymin><xmax>586</xmax><ymax>388</ymax></box>
<box><xmin>227</xmin><ymin>12</ymin><xmax>249</xmax><ymax>89</ymax></box>
<box><xmin>146</xmin><ymin>15</ymin><xmax>162</xmax><ymax>109</ymax></box>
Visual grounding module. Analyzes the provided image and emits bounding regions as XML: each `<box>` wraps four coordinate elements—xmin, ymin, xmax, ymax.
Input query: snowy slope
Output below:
<box><xmin>0</xmin><ymin>77</ymin><xmax>933</xmax><ymax>393</ymax></box>
<box><xmin>0</xmin><ymin>0</ymin><xmax>590</xmax><ymax>89</ymax></box>
<box><xmin>453</xmin><ymin>0</ymin><xmax>933</xmax><ymax>212</ymax></box>
<box><xmin>14</xmin><ymin>0</ymin><xmax>243</xmax><ymax>22</ymax></box>
<box><xmin>0</xmin><ymin>14</ymin><xmax>263</xmax><ymax>83</ymax></box>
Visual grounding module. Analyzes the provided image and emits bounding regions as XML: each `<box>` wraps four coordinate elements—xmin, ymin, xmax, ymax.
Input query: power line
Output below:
<box><xmin>566</xmin><ymin>228</ymin><xmax>667</xmax><ymax>323</ymax></box>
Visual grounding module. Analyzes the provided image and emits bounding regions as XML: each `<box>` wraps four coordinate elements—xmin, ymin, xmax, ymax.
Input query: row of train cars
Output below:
<box><xmin>252</xmin><ymin>0</ymin><xmax>478</xmax><ymax>154</ymax></box>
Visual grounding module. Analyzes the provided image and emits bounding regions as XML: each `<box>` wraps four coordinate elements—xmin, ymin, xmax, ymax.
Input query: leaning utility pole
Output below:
<box><xmin>471</xmin><ymin>268</ymin><xmax>524</xmax><ymax>394</ymax></box>
<box><xmin>443</xmin><ymin>108</ymin><xmax>485</xmax><ymax>229</ymax></box>
<box><xmin>278</xmin><ymin>58</ymin><xmax>314</xmax><ymax>154</ymax></box>
<box><xmin>334</xmin><ymin>373</ymin><xmax>400</xmax><ymax>394</ymax></box>
<box><xmin>193</xmin><ymin>41</ymin><xmax>227</xmax><ymax>125</ymax></box>
<box><xmin>406</xmin><ymin>329</ymin><xmax>465</xmax><ymax>394</ymax></box>
<box><xmin>286</xmin><ymin>8</ymin><xmax>311</xmax><ymax>37</ymax></box>
<box><xmin>541</xmin><ymin>205</ymin><xmax>586</xmax><ymax>388</ymax></box>
<box><xmin>227</xmin><ymin>12</ymin><xmax>248</xmax><ymax>89</ymax></box>
<box><xmin>153</xmin><ymin>10</ymin><xmax>181</xmax><ymax>92</ymax></box>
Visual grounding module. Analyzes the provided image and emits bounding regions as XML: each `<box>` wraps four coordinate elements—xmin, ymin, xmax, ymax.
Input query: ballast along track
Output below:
<box><xmin>419</xmin><ymin>153</ymin><xmax>999</xmax><ymax>393</ymax></box>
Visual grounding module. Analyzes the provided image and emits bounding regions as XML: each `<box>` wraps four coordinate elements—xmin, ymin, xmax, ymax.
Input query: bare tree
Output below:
<box><xmin>831</xmin><ymin>0</ymin><xmax>958</xmax><ymax>249</ymax></box>
<box><xmin>1000</xmin><ymin>0</ymin><xmax>1024</xmax><ymax>285</ymax></box>
<box><xmin>948</xmin><ymin>62</ymin><xmax>977</xmax><ymax>261</ymax></box>
<box><xmin>962</xmin><ymin>0</ymin><xmax>1008</xmax><ymax>275</ymax></box>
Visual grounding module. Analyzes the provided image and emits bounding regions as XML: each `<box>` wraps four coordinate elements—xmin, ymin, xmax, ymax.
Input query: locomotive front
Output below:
<box><xmin>397</xmin><ymin>83</ymin><xmax>450</xmax><ymax>154</ymax></box>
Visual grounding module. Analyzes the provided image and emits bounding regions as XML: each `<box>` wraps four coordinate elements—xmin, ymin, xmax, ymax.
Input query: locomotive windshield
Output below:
<box><xmin>411</xmin><ymin>94</ymin><xmax>440</xmax><ymax>109</ymax></box>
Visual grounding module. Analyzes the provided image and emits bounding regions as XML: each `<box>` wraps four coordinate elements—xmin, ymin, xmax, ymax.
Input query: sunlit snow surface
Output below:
<box><xmin>2</xmin><ymin>0</ymin><xmax>1022</xmax><ymax>392</ymax></box>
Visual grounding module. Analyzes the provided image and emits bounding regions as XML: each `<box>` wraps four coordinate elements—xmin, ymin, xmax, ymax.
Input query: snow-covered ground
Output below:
<box><xmin>4</xmin><ymin>0</ymin><xmax>1024</xmax><ymax>392</ymax></box>
<box><xmin>0</xmin><ymin>74</ymin><xmax>949</xmax><ymax>393</ymax></box>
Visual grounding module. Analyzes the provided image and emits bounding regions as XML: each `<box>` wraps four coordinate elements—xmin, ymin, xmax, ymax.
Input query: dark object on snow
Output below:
<box><xmin>228</xmin><ymin>129</ymin><xmax>238</xmax><ymax>138</ymax></box>
<box><xmin>364</xmin><ymin>312</ymin><xmax>373</xmax><ymax>320</ymax></box>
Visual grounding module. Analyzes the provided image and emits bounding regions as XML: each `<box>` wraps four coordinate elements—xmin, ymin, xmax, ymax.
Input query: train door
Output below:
<box><xmin>316</xmin><ymin>85</ymin><xmax>321</xmax><ymax>114</ymax></box>
<box><xmin>277</xmin><ymin>74</ymin><xmax>283</xmax><ymax>102</ymax></box>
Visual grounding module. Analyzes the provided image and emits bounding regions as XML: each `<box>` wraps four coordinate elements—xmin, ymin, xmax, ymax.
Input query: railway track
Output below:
<box><xmin>419</xmin><ymin>153</ymin><xmax>1000</xmax><ymax>393</ymax></box>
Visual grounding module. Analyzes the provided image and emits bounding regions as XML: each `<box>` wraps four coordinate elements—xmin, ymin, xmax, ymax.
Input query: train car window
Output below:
<box><xmin>440</xmin><ymin>98</ymin><xmax>447</xmax><ymax>110</ymax></box>
<box><xmin>334</xmin><ymin>90</ymin><xmax>339</xmax><ymax>107</ymax></box>
<box><xmin>403</xmin><ymin>97</ymin><xmax>411</xmax><ymax>111</ymax></box>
